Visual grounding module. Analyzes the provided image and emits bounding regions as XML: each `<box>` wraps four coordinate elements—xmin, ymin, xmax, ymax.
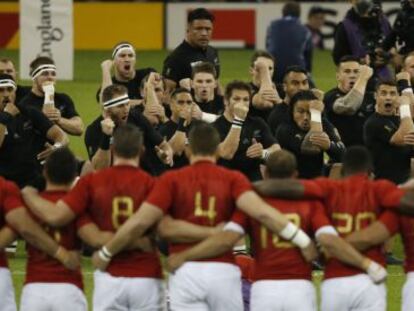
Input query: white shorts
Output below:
<box><xmin>0</xmin><ymin>268</ymin><xmax>16</xmax><ymax>311</ymax></box>
<box><xmin>20</xmin><ymin>283</ymin><xmax>87</xmax><ymax>311</ymax></box>
<box><xmin>402</xmin><ymin>272</ymin><xmax>414</xmax><ymax>311</ymax></box>
<box><xmin>93</xmin><ymin>270</ymin><xmax>164</xmax><ymax>311</ymax></box>
<box><xmin>250</xmin><ymin>279</ymin><xmax>316</xmax><ymax>311</ymax></box>
<box><xmin>168</xmin><ymin>261</ymin><xmax>242</xmax><ymax>311</ymax></box>
<box><xmin>321</xmin><ymin>274</ymin><xmax>386</xmax><ymax>311</ymax></box>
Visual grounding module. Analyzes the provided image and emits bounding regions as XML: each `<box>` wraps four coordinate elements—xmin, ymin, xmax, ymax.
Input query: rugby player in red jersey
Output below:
<box><xmin>253</xmin><ymin>146</ymin><xmax>413</xmax><ymax>311</ymax></box>
<box><xmin>344</xmin><ymin>180</ymin><xmax>414</xmax><ymax>311</ymax></box>
<box><xmin>165</xmin><ymin>150</ymin><xmax>386</xmax><ymax>311</ymax></box>
<box><xmin>0</xmin><ymin>176</ymin><xmax>78</xmax><ymax>311</ymax></box>
<box><xmin>22</xmin><ymin>125</ymin><xmax>163</xmax><ymax>311</ymax></box>
<box><xmin>91</xmin><ymin>123</ymin><xmax>317</xmax><ymax>311</ymax></box>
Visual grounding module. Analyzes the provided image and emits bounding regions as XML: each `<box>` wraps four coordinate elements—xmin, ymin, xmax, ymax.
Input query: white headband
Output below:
<box><xmin>31</xmin><ymin>64</ymin><xmax>57</xmax><ymax>80</ymax></box>
<box><xmin>112</xmin><ymin>44</ymin><xmax>135</xmax><ymax>59</ymax></box>
<box><xmin>0</xmin><ymin>79</ymin><xmax>16</xmax><ymax>90</ymax></box>
<box><xmin>102</xmin><ymin>94</ymin><xmax>129</xmax><ymax>109</ymax></box>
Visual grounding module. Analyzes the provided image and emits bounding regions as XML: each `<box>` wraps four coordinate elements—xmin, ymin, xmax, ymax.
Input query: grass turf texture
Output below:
<box><xmin>1</xmin><ymin>49</ymin><xmax>405</xmax><ymax>310</ymax></box>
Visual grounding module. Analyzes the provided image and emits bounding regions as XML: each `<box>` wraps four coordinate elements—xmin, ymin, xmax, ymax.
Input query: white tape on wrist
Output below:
<box><xmin>201</xmin><ymin>112</ymin><xmax>218</xmax><ymax>123</ymax></box>
<box><xmin>279</xmin><ymin>222</ymin><xmax>297</xmax><ymax>240</ymax></box>
<box><xmin>279</xmin><ymin>222</ymin><xmax>311</xmax><ymax>249</ymax></box>
<box><xmin>102</xmin><ymin>246</ymin><xmax>113</xmax><ymax>258</ymax></box>
<box><xmin>400</xmin><ymin>104</ymin><xmax>412</xmax><ymax>119</ymax></box>
<box><xmin>53</xmin><ymin>142</ymin><xmax>62</xmax><ymax>150</ymax></box>
<box><xmin>231</xmin><ymin>117</ymin><xmax>244</xmax><ymax>129</ymax></box>
<box><xmin>402</xmin><ymin>88</ymin><xmax>414</xmax><ymax>95</ymax></box>
<box><xmin>262</xmin><ymin>149</ymin><xmax>270</xmax><ymax>160</ymax></box>
<box><xmin>223</xmin><ymin>221</ymin><xmax>246</xmax><ymax>235</ymax></box>
<box><xmin>291</xmin><ymin>229</ymin><xmax>311</xmax><ymax>249</ymax></box>
<box><xmin>233</xmin><ymin>245</ymin><xmax>247</xmax><ymax>253</ymax></box>
<box><xmin>310</xmin><ymin>109</ymin><xmax>322</xmax><ymax>123</ymax></box>
<box><xmin>315</xmin><ymin>225</ymin><xmax>338</xmax><ymax>238</ymax></box>
<box><xmin>98</xmin><ymin>250</ymin><xmax>111</xmax><ymax>262</ymax></box>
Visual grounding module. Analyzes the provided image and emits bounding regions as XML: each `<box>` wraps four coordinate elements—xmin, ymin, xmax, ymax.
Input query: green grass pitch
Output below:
<box><xmin>0</xmin><ymin>49</ymin><xmax>406</xmax><ymax>310</ymax></box>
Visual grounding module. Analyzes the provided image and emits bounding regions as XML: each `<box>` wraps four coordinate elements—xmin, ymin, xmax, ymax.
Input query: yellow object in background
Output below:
<box><xmin>0</xmin><ymin>2</ymin><xmax>164</xmax><ymax>50</ymax></box>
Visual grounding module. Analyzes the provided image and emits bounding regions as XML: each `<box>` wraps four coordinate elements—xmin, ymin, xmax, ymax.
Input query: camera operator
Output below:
<box><xmin>383</xmin><ymin>0</ymin><xmax>414</xmax><ymax>56</ymax></box>
<box><xmin>333</xmin><ymin>0</ymin><xmax>392</xmax><ymax>81</ymax></box>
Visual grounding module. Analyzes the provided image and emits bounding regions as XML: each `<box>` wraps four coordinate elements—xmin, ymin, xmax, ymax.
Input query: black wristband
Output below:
<box><xmin>397</xmin><ymin>79</ymin><xmax>411</xmax><ymax>94</ymax></box>
<box><xmin>177</xmin><ymin>118</ymin><xmax>187</xmax><ymax>132</ymax></box>
<box><xmin>100</xmin><ymin>133</ymin><xmax>111</xmax><ymax>150</ymax></box>
<box><xmin>0</xmin><ymin>111</ymin><xmax>13</xmax><ymax>126</ymax></box>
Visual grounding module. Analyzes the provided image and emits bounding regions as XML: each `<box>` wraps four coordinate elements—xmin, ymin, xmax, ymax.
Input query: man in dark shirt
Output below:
<box><xmin>324</xmin><ymin>56</ymin><xmax>375</xmax><ymax>147</ymax></box>
<box><xmin>332</xmin><ymin>1</ymin><xmax>391</xmax><ymax>81</ymax></box>
<box><xmin>214</xmin><ymin>81</ymin><xmax>279</xmax><ymax>181</ymax></box>
<box><xmin>248</xmin><ymin>51</ymin><xmax>282</xmax><ymax>122</ymax></box>
<box><xmin>267</xmin><ymin>66</ymin><xmax>310</xmax><ymax>135</ymax></box>
<box><xmin>138</xmin><ymin>72</ymin><xmax>168</xmax><ymax>127</ymax></box>
<box><xmin>266</xmin><ymin>2</ymin><xmax>313</xmax><ymax>83</ymax></box>
<box><xmin>306</xmin><ymin>6</ymin><xmax>326</xmax><ymax>50</ymax></box>
<box><xmin>19</xmin><ymin>57</ymin><xmax>84</xmax><ymax>137</ymax></box>
<box><xmin>85</xmin><ymin>84</ymin><xmax>173</xmax><ymax>172</ymax></box>
<box><xmin>162</xmin><ymin>8</ymin><xmax>220</xmax><ymax>95</ymax></box>
<box><xmin>276</xmin><ymin>90</ymin><xmax>345</xmax><ymax>179</ymax></box>
<box><xmin>98</xmin><ymin>42</ymin><xmax>156</xmax><ymax>105</ymax></box>
<box><xmin>0</xmin><ymin>74</ymin><xmax>68</xmax><ymax>188</ymax></box>
<box><xmin>160</xmin><ymin>88</ymin><xmax>201</xmax><ymax>169</ymax></box>
<box><xmin>364</xmin><ymin>80</ymin><xmax>414</xmax><ymax>184</ymax></box>
<box><xmin>190</xmin><ymin>62</ymin><xmax>223</xmax><ymax>123</ymax></box>
<box><xmin>0</xmin><ymin>58</ymin><xmax>30</xmax><ymax>104</ymax></box>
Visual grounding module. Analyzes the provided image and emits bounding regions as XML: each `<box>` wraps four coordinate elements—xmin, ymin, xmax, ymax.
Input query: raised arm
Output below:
<box><xmin>218</xmin><ymin>103</ymin><xmax>247</xmax><ymax>160</ymax></box>
<box><xmin>333</xmin><ymin>65</ymin><xmax>373</xmax><ymax>115</ymax></box>
<box><xmin>302</xmin><ymin>98</ymin><xmax>324</xmax><ymax>154</ymax></box>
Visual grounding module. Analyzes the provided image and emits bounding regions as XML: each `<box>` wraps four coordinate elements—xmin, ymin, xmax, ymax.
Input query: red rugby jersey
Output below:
<box><xmin>232</xmin><ymin>199</ymin><xmax>330</xmax><ymax>281</ymax></box>
<box><xmin>25</xmin><ymin>191</ymin><xmax>84</xmax><ymax>289</ymax></box>
<box><xmin>63</xmin><ymin>165</ymin><xmax>162</xmax><ymax>278</ymax></box>
<box><xmin>0</xmin><ymin>178</ymin><xmax>24</xmax><ymax>268</ymax></box>
<box><xmin>399</xmin><ymin>216</ymin><xmax>414</xmax><ymax>273</ymax></box>
<box><xmin>146</xmin><ymin>160</ymin><xmax>252</xmax><ymax>263</ymax></box>
<box><xmin>304</xmin><ymin>174</ymin><xmax>404</xmax><ymax>279</ymax></box>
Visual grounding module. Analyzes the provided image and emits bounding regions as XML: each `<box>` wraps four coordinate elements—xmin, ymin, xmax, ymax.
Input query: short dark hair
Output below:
<box><xmin>112</xmin><ymin>124</ymin><xmax>143</xmax><ymax>159</ymax></box>
<box><xmin>171</xmin><ymin>87</ymin><xmax>192</xmax><ymax>100</ymax></box>
<box><xmin>102</xmin><ymin>84</ymin><xmax>128</xmax><ymax>103</ymax></box>
<box><xmin>282</xmin><ymin>2</ymin><xmax>301</xmax><ymax>18</ymax></box>
<box><xmin>342</xmin><ymin>146</ymin><xmax>373</xmax><ymax>175</ymax></box>
<box><xmin>338</xmin><ymin>55</ymin><xmax>361</xmax><ymax>66</ymax></box>
<box><xmin>44</xmin><ymin>147</ymin><xmax>77</xmax><ymax>185</ymax></box>
<box><xmin>283</xmin><ymin>66</ymin><xmax>308</xmax><ymax>82</ymax></box>
<box><xmin>188</xmin><ymin>122</ymin><xmax>220</xmax><ymax>156</ymax></box>
<box><xmin>191</xmin><ymin>62</ymin><xmax>217</xmax><ymax>79</ymax></box>
<box><xmin>0</xmin><ymin>58</ymin><xmax>13</xmax><ymax>65</ymax></box>
<box><xmin>308</xmin><ymin>6</ymin><xmax>326</xmax><ymax>18</ymax></box>
<box><xmin>375</xmin><ymin>79</ymin><xmax>397</xmax><ymax>92</ymax></box>
<box><xmin>224</xmin><ymin>80</ymin><xmax>252</xmax><ymax>101</ymax></box>
<box><xmin>250</xmin><ymin>50</ymin><xmax>275</xmax><ymax>68</ymax></box>
<box><xmin>266</xmin><ymin>150</ymin><xmax>297</xmax><ymax>178</ymax></box>
<box><xmin>0</xmin><ymin>74</ymin><xmax>15</xmax><ymax>82</ymax></box>
<box><xmin>112</xmin><ymin>41</ymin><xmax>134</xmax><ymax>51</ymax></box>
<box><xmin>188</xmin><ymin>8</ymin><xmax>214</xmax><ymax>24</ymax></box>
<box><xmin>290</xmin><ymin>90</ymin><xmax>317</xmax><ymax>111</ymax></box>
<box><xmin>29</xmin><ymin>56</ymin><xmax>54</xmax><ymax>76</ymax></box>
